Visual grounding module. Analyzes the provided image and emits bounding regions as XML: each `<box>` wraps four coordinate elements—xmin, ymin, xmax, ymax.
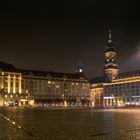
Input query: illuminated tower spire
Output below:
<box><xmin>108</xmin><ymin>29</ymin><xmax>112</xmax><ymax>43</ymax></box>
<box><xmin>104</xmin><ymin>30</ymin><xmax>119</xmax><ymax>81</ymax></box>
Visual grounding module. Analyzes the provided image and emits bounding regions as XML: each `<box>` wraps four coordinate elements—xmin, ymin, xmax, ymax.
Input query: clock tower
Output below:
<box><xmin>104</xmin><ymin>30</ymin><xmax>119</xmax><ymax>81</ymax></box>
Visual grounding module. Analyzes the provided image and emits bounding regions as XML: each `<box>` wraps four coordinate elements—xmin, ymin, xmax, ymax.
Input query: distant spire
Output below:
<box><xmin>108</xmin><ymin>29</ymin><xmax>112</xmax><ymax>43</ymax></box>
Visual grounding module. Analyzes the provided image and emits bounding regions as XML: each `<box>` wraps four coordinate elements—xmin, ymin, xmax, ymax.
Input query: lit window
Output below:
<box><xmin>56</xmin><ymin>85</ymin><xmax>59</xmax><ymax>88</ymax></box>
<box><xmin>5</xmin><ymin>95</ymin><xmax>7</xmax><ymax>98</ymax></box>
<box><xmin>65</xmin><ymin>89</ymin><xmax>67</xmax><ymax>92</ymax></box>
<box><xmin>48</xmin><ymin>81</ymin><xmax>51</xmax><ymax>84</ymax></box>
<box><xmin>10</xmin><ymin>95</ymin><xmax>13</xmax><ymax>98</ymax></box>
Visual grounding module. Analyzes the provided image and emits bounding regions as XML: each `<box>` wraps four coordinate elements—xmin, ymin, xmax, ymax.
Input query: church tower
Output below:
<box><xmin>104</xmin><ymin>30</ymin><xmax>119</xmax><ymax>81</ymax></box>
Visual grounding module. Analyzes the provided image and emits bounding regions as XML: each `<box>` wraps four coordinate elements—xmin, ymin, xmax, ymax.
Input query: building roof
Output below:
<box><xmin>90</xmin><ymin>76</ymin><xmax>108</xmax><ymax>84</ymax></box>
<box><xmin>0</xmin><ymin>61</ymin><xmax>88</xmax><ymax>80</ymax></box>
<box><xmin>0</xmin><ymin>61</ymin><xmax>16</xmax><ymax>71</ymax></box>
<box><xmin>116</xmin><ymin>69</ymin><xmax>140</xmax><ymax>79</ymax></box>
<box><xmin>90</xmin><ymin>69</ymin><xmax>140</xmax><ymax>84</ymax></box>
<box><xmin>16</xmin><ymin>69</ymin><xmax>87</xmax><ymax>80</ymax></box>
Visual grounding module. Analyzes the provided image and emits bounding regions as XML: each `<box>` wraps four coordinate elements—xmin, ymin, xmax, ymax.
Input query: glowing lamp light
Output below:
<box><xmin>6</xmin><ymin>118</ymin><xmax>10</xmax><ymax>121</ymax></box>
<box><xmin>4</xmin><ymin>101</ymin><xmax>9</xmax><ymax>106</ymax></box>
<box><xmin>64</xmin><ymin>100</ymin><xmax>67</xmax><ymax>107</ymax></box>
<box><xmin>118</xmin><ymin>103</ymin><xmax>121</xmax><ymax>107</ymax></box>
<box><xmin>92</xmin><ymin>101</ymin><xmax>94</xmax><ymax>107</ymax></box>
<box><xmin>136</xmin><ymin>102</ymin><xmax>139</xmax><ymax>105</ymax></box>
<box><xmin>127</xmin><ymin>102</ymin><xmax>130</xmax><ymax>105</ymax></box>
<box><xmin>79</xmin><ymin>69</ymin><xmax>83</xmax><ymax>72</ymax></box>
<box><xmin>5</xmin><ymin>95</ymin><xmax>7</xmax><ymax>99</ymax></box>
<box><xmin>12</xmin><ymin>121</ymin><xmax>16</xmax><ymax>125</ymax></box>
<box><xmin>104</xmin><ymin>96</ymin><xmax>114</xmax><ymax>99</ymax></box>
<box><xmin>19</xmin><ymin>125</ymin><xmax>21</xmax><ymax>129</ymax></box>
<box><xmin>29</xmin><ymin>100</ymin><xmax>34</xmax><ymax>106</ymax></box>
<box><xmin>48</xmin><ymin>81</ymin><xmax>51</xmax><ymax>84</ymax></box>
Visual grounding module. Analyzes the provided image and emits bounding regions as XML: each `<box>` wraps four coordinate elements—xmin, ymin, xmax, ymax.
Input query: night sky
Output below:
<box><xmin>0</xmin><ymin>1</ymin><xmax>140</xmax><ymax>78</ymax></box>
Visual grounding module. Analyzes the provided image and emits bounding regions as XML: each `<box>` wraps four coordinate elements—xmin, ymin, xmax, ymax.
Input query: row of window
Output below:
<box><xmin>106</xmin><ymin>82</ymin><xmax>140</xmax><ymax>88</ymax></box>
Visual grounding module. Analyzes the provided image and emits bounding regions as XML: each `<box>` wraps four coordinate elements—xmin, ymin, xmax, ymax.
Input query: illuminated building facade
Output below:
<box><xmin>0</xmin><ymin>62</ymin><xmax>90</xmax><ymax>106</ymax></box>
<box><xmin>90</xmin><ymin>31</ymin><xmax>140</xmax><ymax>107</ymax></box>
<box><xmin>1</xmin><ymin>30</ymin><xmax>139</xmax><ymax>108</ymax></box>
<box><xmin>0</xmin><ymin>71</ymin><xmax>23</xmax><ymax>106</ymax></box>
